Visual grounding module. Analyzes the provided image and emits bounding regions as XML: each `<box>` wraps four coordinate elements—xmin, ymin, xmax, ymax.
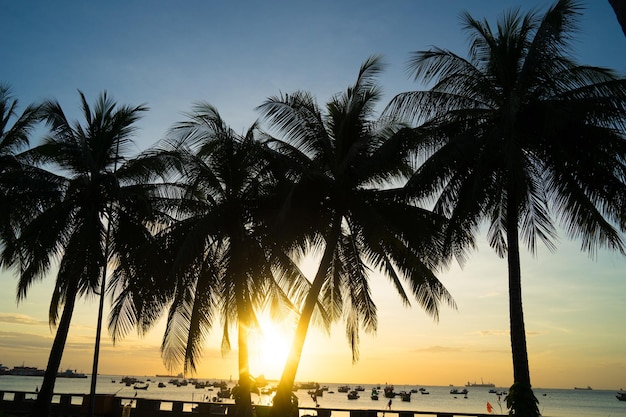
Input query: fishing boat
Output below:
<box><xmin>399</xmin><ymin>391</ymin><xmax>411</xmax><ymax>402</ymax></box>
<box><xmin>616</xmin><ymin>390</ymin><xmax>626</xmax><ymax>401</ymax></box>
<box><xmin>450</xmin><ymin>388</ymin><xmax>468</xmax><ymax>395</ymax></box>
<box><xmin>347</xmin><ymin>390</ymin><xmax>360</xmax><ymax>400</ymax></box>
<box><xmin>383</xmin><ymin>385</ymin><xmax>396</xmax><ymax>398</ymax></box>
<box><xmin>337</xmin><ymin>385</ymin><xmax>350</xmax><ymax>393</ymax></box>
<box><xmin>134</xmin><ymin>383</ymin><xmax>149</xmax><ymax>390</ymax></box>
<box><xmin>574</xmin><ymin>386</ymin><xmax>592</xmax><ymax>390</ymax></box>
<box><xmin>370</xmin><ymin>388</ymin><xmax>379</xmax><ymax>400</ymax></box>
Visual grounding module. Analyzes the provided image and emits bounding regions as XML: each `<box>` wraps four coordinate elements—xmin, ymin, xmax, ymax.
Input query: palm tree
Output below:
<box><xmin>109</xmin><ymin>103</ymin><xmax>308</xmax><ymax>417</ymax></box>
<box><xmin>258</xmin><ymin>56</ymin><xmax>456</xmax><ymax>417</ymax></box>
<box><xmin>0</xmin><ymin>84</ymin><xmax>55</xmax><ymax>256</ymax></box>
<box><xmin>0</xmin><ymin>91</ymin><xmax>169</xmax><ymax>417</ymax></box>
<box><xmin>385</xmin><ymin>1</ymin><xmax>626</xmax><ymax>415</ymax></box>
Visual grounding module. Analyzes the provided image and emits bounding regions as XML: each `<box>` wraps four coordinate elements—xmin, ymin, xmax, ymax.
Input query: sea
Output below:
<box><xmin>0</xmin><ymin>375</ymin><xmax>624</xmax><ymax>417</ymax></box>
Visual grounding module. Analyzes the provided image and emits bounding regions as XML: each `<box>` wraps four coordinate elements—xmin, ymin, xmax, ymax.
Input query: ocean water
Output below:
<box><xmin>0</xmin><ymin>375</ymin><xmax>624</xmax><ymax>417</ymax></box>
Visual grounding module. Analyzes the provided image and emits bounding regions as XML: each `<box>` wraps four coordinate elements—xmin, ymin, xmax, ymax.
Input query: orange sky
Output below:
<box><xmin>1</xmin><ymin>238</ymin><xmax>624</xmax><ymax>390</ymax></box>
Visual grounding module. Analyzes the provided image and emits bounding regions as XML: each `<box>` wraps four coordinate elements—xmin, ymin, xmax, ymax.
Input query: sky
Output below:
<box><xmin>1</xmin><ymin>1</ymin><xmax>625</xmax><ymax>391</ymax></box>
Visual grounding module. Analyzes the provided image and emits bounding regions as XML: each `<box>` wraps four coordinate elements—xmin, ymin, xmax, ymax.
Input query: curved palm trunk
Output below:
<box><xmin>30</xmin><ymin>286</ymin><xmax>78</xmax><ymax>417</ymax></box>
<box><xmin>505</xmin><ymin>193</ymin><xmax>539</xmax><ymax>417</ymax></box>
<box><xmin>271</xmin><ymin>218</ymin><xmax>341</xmax><ymax>417</ymax></box>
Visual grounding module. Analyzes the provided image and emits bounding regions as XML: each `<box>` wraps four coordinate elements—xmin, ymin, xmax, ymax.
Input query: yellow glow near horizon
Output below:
<box><xmin>249</xmin><ymin>315</ymin><xmax>292</xmax><ymax>380</ymax></box>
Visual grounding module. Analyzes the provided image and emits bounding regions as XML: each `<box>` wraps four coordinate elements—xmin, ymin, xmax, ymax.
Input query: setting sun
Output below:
<box><xmin>249</xmin><ymin>316</ymin><xmax>293</xmax><ymax>380</ymax></box>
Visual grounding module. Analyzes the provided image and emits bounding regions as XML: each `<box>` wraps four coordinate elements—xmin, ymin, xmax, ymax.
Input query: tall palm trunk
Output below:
<box><xmin>505</xmin><ymin>190</ymin><xmax>539</xmax><ymax>417</ymax></box>
<box><xmin>271</xmin><ymin>218</ymin><xmax>342</xmax><ymax>417</ymax></box>
<box><xmin>235</xmin><ymin>309</ymin><xmax>253</xmax><ymax>417</ymax></box>
<box><xmin>30</xmin><ymin>285</ymin><xmax>78</xmax><ymax>417</ymax></box>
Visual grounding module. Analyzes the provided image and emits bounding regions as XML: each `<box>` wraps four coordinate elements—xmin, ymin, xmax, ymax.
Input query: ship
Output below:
<box><xmin>7</xmin><ymin>365</ymin><xmax>45</xmax><ymax>376</ymax></box>
<box><xmin>57</xmin><ymin>369</ymin><xmax>88</xmax><ymax>378</ymax></box>
<box><xmin>466</xmin><ymin>379</ymin><xmax>495</xmax><ymax>388</ymax></box>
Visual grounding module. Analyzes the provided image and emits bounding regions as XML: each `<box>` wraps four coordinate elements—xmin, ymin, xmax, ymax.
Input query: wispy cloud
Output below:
<box><xmin>0</xmin><ymin>313</ymin><xmax>48</xmax><ymax>326</ymax></box>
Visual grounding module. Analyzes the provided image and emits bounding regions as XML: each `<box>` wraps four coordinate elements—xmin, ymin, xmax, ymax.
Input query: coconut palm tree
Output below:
<box><xmin>0</xmin><ymin>91</ymin><xmax>172</xmax><ymax>417</ymax></box>
<box><xmin>0</xmin><ymin>84</ymin><xmax>55</xmax><ymax>257</ymax></box>
<box><xmin>258</xmin><ymin>56</ymin><xmax>456</xmax><ymax>417</ymax></box>
<box><xmin>109</xmin><ymin>103</ymin><xmax>308</xmax><ymax>417</ymax></box>
<box><xmin>385</xmin><ymin>1</ymin><xmax>626</xmax><ymax>415</ymax></box>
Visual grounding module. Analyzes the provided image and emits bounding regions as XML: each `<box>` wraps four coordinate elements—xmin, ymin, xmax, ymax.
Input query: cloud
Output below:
<box><xmin>477</xmin><ymin>330</ymin><xmax>509</xmax><ymax>337</ymax></box>
<box><xmin>0</xmin><ymin>330</ymin><xmax>53</xmax><ymax>351</ymax></box>
<box><xmin>414</xmin><ymin>345</ymin><xmax>464</xmax><ymax>353</ymax></box>
<box><xmin>0</xmin><ymin>312</ymin><xmax>48</xmax><ymax>326</ymax></box>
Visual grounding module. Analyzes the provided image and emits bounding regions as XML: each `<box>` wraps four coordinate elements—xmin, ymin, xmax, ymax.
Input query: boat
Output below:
<box><xmin>399</xmin><ymin>391</ymin><xmax>411</xmax><ymax>402</ymax></box>
<box><xmin>217</xmin><ymin>388</ymin><xmax>231</xmax><ymax>399</ymax></box>
<box><xmin>466</xmin><ymin>379</ymin><xmax>495</xmax><ymax>388</ymax></box>
<box><xmin>371</xmin><ymin>389</ymin><xmax>379</xmax><ymax>400</ymax></box>
<box><xmin>297</xmin><ymin>382</ymin><xmax>319</xmax><ymax>390</ymax></box>
<box><xmin>347</xmin><ymin>390</ymin><xmax>360</xmax><ymax>400</ymax></box>
<box><xmin>574</xmin><ymin>386</ymin><xmax>592</xmax><ymax>390</ymax></box>
<box><xmin>7</xmin><ymin>365</ymin><xmax>45</xmax><ymax>376</ymax></box>
<box><xmin>420</xmin><ymin>390</ymin><xmax>430</xmax><ymax>395</ymax></box>
<box><xmin>158</xmin><ymin>382</ymin><xmax>166</xmax><ymax>388</ymax></box>
<box><xmin>121</xmin><ymin>376</ymin><xmax>139</xmax><ymax>385</ymax></box>
<box><xmin>337</xmin><ymin>385</ymin><xmax>350</xmax><ymax>393</ymax></box>
<box><xmin>355</xmin><ymin>385</ymin><xmax>365</xmax><ymax>391</ymax></box>
<box><xmin>57</xmin><ymin>369</ymin><xmax>87</xmax><ymax>378</ymax></box>
<box><xmin>616</xmin><ymin>390</ymin><xmax>626</xmax><ymax>401</ymax></box>
<box><xmin>450</xmin><ymin>388</ymin><xmax>468</xmax><ymax>395</ymax></box>
<box><xmin>383</xmin><ymin>385</ymin><xmax>396</xmax><ymax>398</ymax></box>
<box><xmin>134</xmin><ymin>383</ymin><xmax>149</xmax><ymax>390</ymax></box>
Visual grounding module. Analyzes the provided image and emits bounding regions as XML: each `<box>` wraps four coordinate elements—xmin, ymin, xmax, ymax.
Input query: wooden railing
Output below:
<box><xmin>0</xmin><ymin>390</ymin><xmax>498</xmax><ymax>417</ymax></box>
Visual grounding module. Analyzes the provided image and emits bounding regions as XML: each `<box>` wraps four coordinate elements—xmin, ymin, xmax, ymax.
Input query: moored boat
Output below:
<box><xmin>370</xmin><ymin>388</ymin><xmax>379</xmax><ymax>400</ymax></box>
<box><xmin>347</xmin><ymin>390</ymin><xmax>360</xmax><ymax>400</ymax></box>
<box><xmin>616</xmin><ymin>390</ymin><xmax>626</xmax><ymax>401</ymax></box>
<box><xmin>337</xmin><ymin>385</ymin><xmax>350</xmax><ymax>393</ymax></box>
<box><xmin>383</xmin><ymin>385</ymin><xmax>396</xmax><ymax>398</ymax></box>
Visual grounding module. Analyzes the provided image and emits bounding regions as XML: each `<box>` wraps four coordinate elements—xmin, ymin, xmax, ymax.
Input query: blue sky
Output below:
<box><xmin>2</xmin><ymin>1</ymin><xmax>626</xmax><ymax>389</ymax></box>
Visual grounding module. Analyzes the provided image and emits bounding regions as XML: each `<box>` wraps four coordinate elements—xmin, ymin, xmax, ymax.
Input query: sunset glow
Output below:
<box><xmin>249</xmin><ymin>316</ymin><xmax>293</xmax><ymax>380</ymax></box>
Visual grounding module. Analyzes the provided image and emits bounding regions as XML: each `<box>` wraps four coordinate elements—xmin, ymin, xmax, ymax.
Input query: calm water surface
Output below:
<box><xmin>1</xmin><ymin>376</ymin><xmax>624</xmax><ymax>417</ymax></box>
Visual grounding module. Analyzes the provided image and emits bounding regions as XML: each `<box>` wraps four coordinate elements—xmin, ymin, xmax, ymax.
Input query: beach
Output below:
<box><xmin>1</xmin><ymin>375</ymin><xmax>624</xmax><ymax>417</ymax></box>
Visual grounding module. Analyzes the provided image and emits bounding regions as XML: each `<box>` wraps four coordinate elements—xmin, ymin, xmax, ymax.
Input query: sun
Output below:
<box><xmin>250</xmin><ymin>315</ymin><xmax>292</xmax><ymax>380</ymax></box>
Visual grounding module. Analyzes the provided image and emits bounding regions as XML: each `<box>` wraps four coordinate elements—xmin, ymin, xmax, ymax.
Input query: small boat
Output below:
<box><xmin>217</xmin><ymin>388</ymin><xmax>231</xmax><ymax>399</ymax></box>
<box><xmin>347</xmin><ymin>390</ymin><xmax>360</xmax><ymax>400</ymax></box>
<box><xmin>337</xmin><ymin>385</ymin><xmax>350</xmax><ymax>393</ymax></box>
<box><xmin>399</xmin><ymin>391</ymin><xmax>411</xmax><ymax>402</ymax></box>
<box><xmin>616</xmin><ymin>390</ymin><xmax>626</xmax><ymax>401</ymax></box>
<box><xmin>355</xmin><ymin>385</ymin><xmax>365</xmax><ymax>391</ymax></box>
<box><xmin>450</xmin><ymin>388</ymin><xmax>468</xmax><ymax>395</ymax></box>
<box><xmin>574</xmin><ymin>386</ymin><xmax>592</xmax><ymax>390</ymax></box>
<box><xmin>158</xmin><ymin>382</ymin><xmax>166</xmax><ymax>388</ymax></box>
<box><xmin>371</xmin><ymin>389</ymin><xmax>379</xmax><ymax>400</ymax></box>
<box><xmin>383</xmin><ymin>385</ymin><xmax>396</xmax><ymax>398</ymax></box>
<box><xmin>134</xmin><ymin>383</ymin><xmax>149</xmax><ymax>390</ymax></box>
